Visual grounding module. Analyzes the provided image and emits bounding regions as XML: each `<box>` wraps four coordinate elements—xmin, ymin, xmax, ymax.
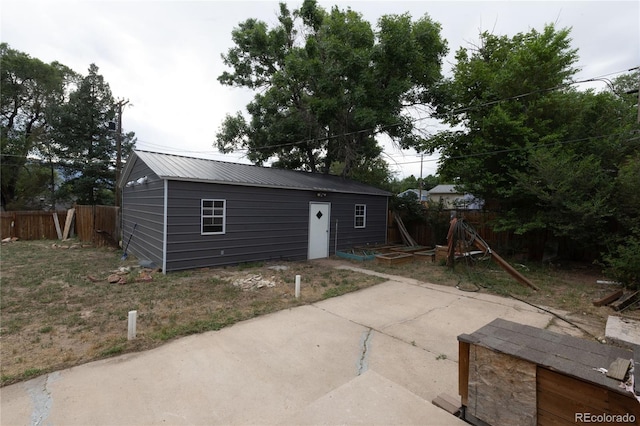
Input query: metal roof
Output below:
<box><xmin>121</xmin><ymin>150</ymin><xmax>391</xmax><ymax>196</ymax></box>
<box><xmin>428</xmin><ymin>184</ymin><xmax>459</xmax><ymax>194</ymax></box>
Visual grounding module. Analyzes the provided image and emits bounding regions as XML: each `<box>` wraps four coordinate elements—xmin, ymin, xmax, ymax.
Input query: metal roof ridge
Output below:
<box><xmin>131</xmin><ymin>150</ymin><xmax>391</xmax><ymax>196</ymax></box>
<box><xmin>135</xmin><ymin>149</ymin><xmax>348</xmax><ymax>179</ymax></box>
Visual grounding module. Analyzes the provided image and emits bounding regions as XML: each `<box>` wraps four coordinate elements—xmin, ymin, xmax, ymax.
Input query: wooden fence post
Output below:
<box><xmin>62</xmin><ymin>208</ymin><xmax>75</xmax><ymax>240</ymax></box>
<box><xmin>52</xmin><ymin>213</ymin><xmax>62</xmax><ymax>240</ymax></box>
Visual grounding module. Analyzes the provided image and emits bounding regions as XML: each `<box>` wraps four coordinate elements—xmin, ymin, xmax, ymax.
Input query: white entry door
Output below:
<box><xmin>308</xmin><ymin>202</ymin><xmax>330</xmax><ymax>259</ymax></box>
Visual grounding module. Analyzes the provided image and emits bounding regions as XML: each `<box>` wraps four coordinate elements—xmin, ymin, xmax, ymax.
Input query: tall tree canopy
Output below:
<box><xmin>1</xmin><ymin>46</ymin><xmax>136</xmax><ymax>208</ymax></box>
<box><xmin>216</xmin><ymin>0</ymin><xmax>447</xmax><ymax>179</ymax></box>
<box><xmin>425</xmin><ymin>25</ymin><xmax>640</xmax><ymax>254</ymax></box>
<box><xmin>50</xmin><ymin>64</ymin><xmax>135</xmax><ymax>205</ymax></box>
<box><xmin>427</xmin><ymin>25</ymin><xmax>579</xmax><ymax>204</ymax></box>
<box><xmin>0</xmin><ymin>43</ymin><xmax>74</xmax><ymax>209</ymax></box>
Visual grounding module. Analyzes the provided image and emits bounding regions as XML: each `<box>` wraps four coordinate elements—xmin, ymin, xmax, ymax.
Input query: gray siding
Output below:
<box><xmin>329</xmin><ymin>193</ymin><xmax>388</xmax><ymax>251</ymax></box>
<box><xmin>164</xmin><ymin>180</ymin><xmax>387</xmax><ymax>271</ymax></box>
<box><xmin>121</xmin><ymin>158</ymin><xmax>165</xmax><ymax>268</ymax></box>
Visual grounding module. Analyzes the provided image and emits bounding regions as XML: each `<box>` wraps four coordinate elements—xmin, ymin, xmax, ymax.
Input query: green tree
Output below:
<box><xmin>427</xmin><ymin>25</ymin><xmax>579</xmax><ymax>203</ymax></box>
<box><xmin>216</xmin><ymin>0</ymin><xmax>447</xmax><ymax>181</ymax></box>
<box><xmin>425</xmin><ymin>25</ymin><xmax>639</xmax><ymax>255</ymax></box>
<box><xmin>8</xmin><ymin>161</ymin><xmax>57</xmax><ymax>210</ymax></box>
<box><xmin>50</xmin><ymin>64</ymin><xmax>135</xmax><ymax>205</ymax></box>
<box><xmin>510</xmin><ymin>87</ymin><xmax>638</xmax><ymax>244</ymax></box>
<box><xmin>601</xmin><ymin>72</ymin><xmax>640</xmax><ymax>288</ymax></box>
<box><xmin>388</xmin><ymin>174</ymin><xmax>440</xmax><ymax>194</ymax></box>
<box><xmin>0</xmin><ymin>43</ymin><xmax>73</xmax><ymax>209</ymax></box>
<box><xmin>330</xmin><ymin>154</ymin><xmax>394</xmax><ymax>188</ymax></box>
<box><xmin>603</xmin><ymin>154</ymin><xmax>640</xmax><ymax>289</ymax></box>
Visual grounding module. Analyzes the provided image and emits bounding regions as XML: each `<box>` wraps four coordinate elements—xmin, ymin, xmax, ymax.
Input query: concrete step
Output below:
<box><xmin>279</xmin><ymin>370</ymin><xmax>466</xmax><ymax>425</ymax></box>
<box><xmin>605</xmin><ymin>316</ymin><xmax>640</xmax><ymax>348</ymax></box>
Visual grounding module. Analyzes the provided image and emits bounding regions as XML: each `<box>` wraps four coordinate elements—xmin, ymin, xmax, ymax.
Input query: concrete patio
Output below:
<box><xmin>1</xmin><ymin>265</ymin><xmax>574</xmax><ymax>425</ymax></box>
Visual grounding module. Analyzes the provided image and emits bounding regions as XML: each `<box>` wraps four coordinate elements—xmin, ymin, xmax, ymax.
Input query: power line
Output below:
<box><xmin>129</xmin><ymin>66</ymin><xmax>637</xmax><ymax>159</ymax></box>
<box><xmin>137</xmin><ymin>128</ymin><xmax>639</xmax><ymax>169</ymax></box>
<box><xmin>215</xmin><ymin>67</ymin><xmax>639</xmax><ymax>153</ymax></box>
<box><xmin>589</xmin><ymin>66</ymin><xmax>640</xmax><ymax>79</ymax></box>
<box><xmin>387</xmin><ymin>131</ymin><xmax>638</xmax><ymax>167</ymax></box>
<box><xmin>3</xmin><ymin>67</ymin><xmax>637</xmax><ymax>169</ymax></box>
<box><xmin>4</xmin><ymin>129</ymin><xmax>634</xmax><ymax>170</ymax></box>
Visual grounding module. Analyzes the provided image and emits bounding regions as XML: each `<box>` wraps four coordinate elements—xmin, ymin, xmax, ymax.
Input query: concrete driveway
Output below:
<box><xmin>1</xmin><ymin>264</ymin><xmax>567</xmax><ymax>425</ymax></box>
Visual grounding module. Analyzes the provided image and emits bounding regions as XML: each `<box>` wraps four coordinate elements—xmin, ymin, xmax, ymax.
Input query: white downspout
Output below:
<box><xmin>162</xmin><ymin>179</ymin><xmax>168</xmax><ymax>274</ymax></box>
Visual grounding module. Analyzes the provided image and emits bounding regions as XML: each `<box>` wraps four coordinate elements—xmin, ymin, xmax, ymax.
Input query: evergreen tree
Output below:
<box><xmin>51</xmin><ymin>64</ymin><xmax>135</xmax><ymax>205</ymax></box>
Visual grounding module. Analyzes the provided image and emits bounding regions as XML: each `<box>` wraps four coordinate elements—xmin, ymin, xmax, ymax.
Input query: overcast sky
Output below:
<box><xmin>2</xmin><ymin>0</ymin><xmax>638</xmax><ymax>179</ymax></box>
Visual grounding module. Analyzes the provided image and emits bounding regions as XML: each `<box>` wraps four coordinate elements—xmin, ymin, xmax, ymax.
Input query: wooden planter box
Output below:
<box><xmin>458</xmin><ymin>319</ymin><xmax>640</xmax><ymax>426</ymax></box>
<box><xmin>390</xmin><ymin>245</ymin><xmax>431</xmax><ymax>254</ymax></box>
<box><xmin>335</xmin><ymin>250</ymin><xmax>376</xmax><ymax>262</ymax></box>
<box><xmin>413</xmin><ymin>249</ymin><xmax>436</xmax><ymax>263</ymax></box>
<box><xmin>353</xmin><ymin>244</ymin><xmax>404</xmax><ymax>254</ymax></box>
<box><xmin>374</xmin><ymin>252</ymin><xmax>414</xmax><ymax>266</ymax></box>
<box><xmin>434</xmin><ymin>245</ymin><xmax>449</xmax><ymax>263</ymax></box>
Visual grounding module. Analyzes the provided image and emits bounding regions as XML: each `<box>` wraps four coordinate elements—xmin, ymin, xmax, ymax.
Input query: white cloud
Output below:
<box><xmin>2</xmin><ymin>0</ymin><xmax>638</xmax><ymax>180</ymax></box>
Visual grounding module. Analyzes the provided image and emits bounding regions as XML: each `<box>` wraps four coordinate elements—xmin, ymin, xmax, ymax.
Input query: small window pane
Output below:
<box><xmin>202</xmin><ymin>199</ymin><xmax>226</xmax><ymax>235</ymax></box>
<box><xmin>355</xmin><ymin>204</ymin><xmax>366</xmax><ymax>228</ymax></box>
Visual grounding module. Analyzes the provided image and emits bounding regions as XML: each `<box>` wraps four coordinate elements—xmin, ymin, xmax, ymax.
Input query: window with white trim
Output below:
<box><xmin>354</xmin><ymin>204</ymin><xmax>366</xmax><ymax>228</ymax></box>
<box><xmin>201</xmin><ymin>199</ymin><xmax>226</xmax><ymax>235</ymax></box>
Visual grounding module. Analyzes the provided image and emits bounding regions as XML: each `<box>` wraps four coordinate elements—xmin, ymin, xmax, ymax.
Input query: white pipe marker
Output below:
<box><xmin>128</xmin><ymin>310</ymin><xmax>137</xmax><ymax>340</ymax></box>
<box><xmin>295</xmin><ymin>275</ymin><xmax>301</xmax><ymax>299</ymax></box>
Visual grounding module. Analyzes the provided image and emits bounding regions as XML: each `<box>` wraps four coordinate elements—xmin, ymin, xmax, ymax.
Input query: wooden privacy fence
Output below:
<box><xmin>0</xmin><ymin>210</ymin><xmax>68</xmax><ymax>240</ymax></box>
<box><xmin>74</xmin><ymin>205</ymin><xmax>121</xmax><ymax>247</ymax></box>
<box><xmin>388</xmin><ymin>210</ymin><xmax>549</xmax><ymax>261</ymax></box>
<box><xmin>0</xmin><ymin>205</ymin><xmax>120</xmax><ymax>247</ymax></box>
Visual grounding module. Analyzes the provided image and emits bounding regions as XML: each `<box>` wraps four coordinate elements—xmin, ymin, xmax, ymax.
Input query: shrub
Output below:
<box><xmin>602</xmin><ymin>232</ymin><xmax>640</xmax><ymax>290</ymax></box>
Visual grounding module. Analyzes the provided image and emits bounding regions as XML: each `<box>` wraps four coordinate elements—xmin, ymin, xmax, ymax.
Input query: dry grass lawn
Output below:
<box><xmin>0</xmin><ymin>240</ymin><xmax>384</xmax><ymax>386</ymax></box>
<box><xmin>1</xmin><ymin>239</ymin><xmax>638</xmax><ymax>387</ymax></box>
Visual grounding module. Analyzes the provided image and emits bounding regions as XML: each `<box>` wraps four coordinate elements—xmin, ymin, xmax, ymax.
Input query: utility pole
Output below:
<box><xmin>115</xmin><ymin>99</ymin><xmax>129</xmax><ymax>208</ymax></box>
<box><xmin>418</xmin><ymin>153</ymin><xmax>424</xmax><ymax>202</ymax></box>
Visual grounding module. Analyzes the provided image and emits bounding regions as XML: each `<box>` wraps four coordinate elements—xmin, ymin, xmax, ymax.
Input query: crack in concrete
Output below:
<box><xmin>380</xmin><ymin>297</ymin><xmax>461</xmax><ymax>331</ymax></box>
<box><xmin>357</xmin><ymin>328</ymin><xmax>373</xmax><ymax>376</ymax></box>
<box><xmin>26</xmin><ymin>372</ymin><xmax>59</xmax><ymax>426</ymax></box>
<box><xmin>312</xmin><ymin>302</ymin><xmax>441</xmax><ymax>352</ymax></box>
<box><xmin>312</xmin><ymin>303</ymin><xmax>458</xmax><ymax>364</ymax></box>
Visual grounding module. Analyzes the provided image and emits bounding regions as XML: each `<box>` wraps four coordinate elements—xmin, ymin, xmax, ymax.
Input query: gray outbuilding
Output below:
<box><xmin>119</xmin><ymin>150</ymin><xmax>391</xmax><ymax>272</ymax></box>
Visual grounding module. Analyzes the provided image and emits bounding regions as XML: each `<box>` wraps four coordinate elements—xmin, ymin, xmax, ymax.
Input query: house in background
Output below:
<box><xmin>118</xmin><ymin>151</ymin><xmax>391</xmax><ymax>272</ymax></box>
<box><xmin>397</xmin><ymin>188</ymin><xmax>428</xmax><ymax>201</ymax></box>
<box><xmin>426</xmin><ymin>184</ymin><xmax>484</xmax><ymax>210</ymax></box>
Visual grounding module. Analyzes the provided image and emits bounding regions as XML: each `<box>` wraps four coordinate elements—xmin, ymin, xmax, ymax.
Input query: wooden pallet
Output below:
<box><xmin>374</xmin><ymin>252</ymin><xmax>414</xmax><ymax>266</ymax></box>
<box><xmin>610</xmin><ymin>291</ymin><xmax>640</xmax><ymax>311</ymax></box>
<box><xmin>390</xmin><ymin>245</ymin><xmax>431</xmax><ymax>254</ymax></box>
